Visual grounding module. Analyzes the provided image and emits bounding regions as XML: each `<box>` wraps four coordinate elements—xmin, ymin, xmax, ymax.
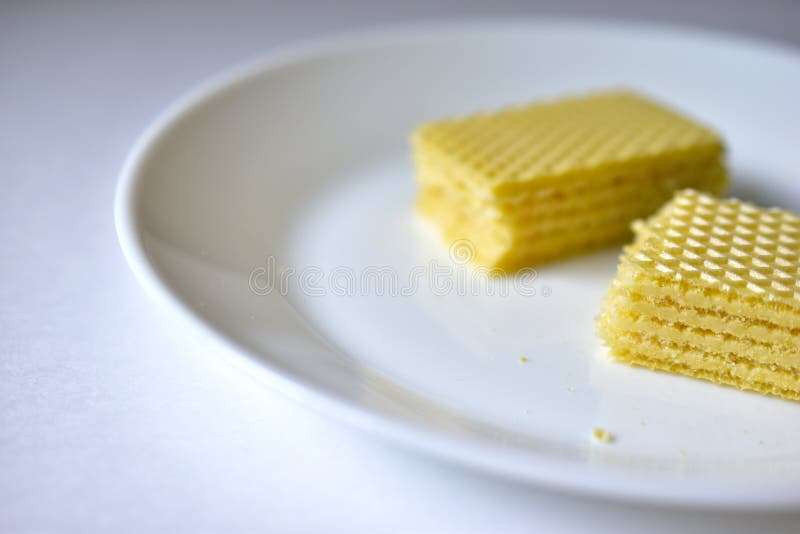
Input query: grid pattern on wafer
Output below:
<box><xmin>414</xmin><ymin>91</ymin><xmax>722</xmax><ymax>189</ymax></box>
<box><xmin>626</xmin><ymin>190</ymin><xmax>800</xmax><ymax>305</ymax></box>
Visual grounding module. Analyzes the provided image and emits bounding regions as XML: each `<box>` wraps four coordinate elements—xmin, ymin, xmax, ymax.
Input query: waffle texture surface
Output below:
<box><xmin>413</xmin><ymin>90</ymin><xmax>727</xmax><ymax>269</ymax></box>
<box><xmin>598</xmin><ymin>190</ymin><xmax>800</xmax><ymax>401</ymax></box>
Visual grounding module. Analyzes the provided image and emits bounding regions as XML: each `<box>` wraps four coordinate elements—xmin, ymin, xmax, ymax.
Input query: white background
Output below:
<box><xmin>3</xmin><ymin>1</ymin><xmax>800</xmax><ymax>532</ymax></box>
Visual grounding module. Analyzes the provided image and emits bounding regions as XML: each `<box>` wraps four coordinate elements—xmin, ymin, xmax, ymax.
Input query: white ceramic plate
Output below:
<box><xmin>115</xmin><ymin>19</ymin><xmax>800</xmax><ymax>508</ymax></box>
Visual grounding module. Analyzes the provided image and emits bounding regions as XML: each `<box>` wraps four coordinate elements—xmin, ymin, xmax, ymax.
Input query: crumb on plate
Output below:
<box><xmin>592</xmin><ymin>427</ymin><xmax>613</xmax><ymax>443</ymax></box>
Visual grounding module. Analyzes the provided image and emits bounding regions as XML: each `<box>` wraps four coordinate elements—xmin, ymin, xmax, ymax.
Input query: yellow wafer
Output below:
<box><xmin>598</xmin><ymin>190</ymin><xmax>800</xmax><ymax>401</ymax></box>
<box><xmin>412</xmin><ymin>90</ymin><xmax>727</xmax><ymax>269</ymax></box>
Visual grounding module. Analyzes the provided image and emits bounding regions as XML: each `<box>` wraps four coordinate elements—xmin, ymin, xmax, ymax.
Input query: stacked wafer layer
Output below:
<box><xmin>598</xmin><ymin>190</ymin><xmax>800</xmax><ymax>401</ymax></box>
<box><xmin>412</xmin><ymin>91</ymin><xmax>727</xmax><ymax>269</ymax></box>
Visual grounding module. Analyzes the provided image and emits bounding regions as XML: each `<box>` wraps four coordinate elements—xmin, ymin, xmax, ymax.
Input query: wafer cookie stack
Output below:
<box><xmin>412</xmin><ymin>91</ymin><xmax>727</xmax><ymax>270</ymax></box>
<box><xmin>599</xmin><ymin>190</ymin><xmax>800</xmax><ymax>401</ymax></box>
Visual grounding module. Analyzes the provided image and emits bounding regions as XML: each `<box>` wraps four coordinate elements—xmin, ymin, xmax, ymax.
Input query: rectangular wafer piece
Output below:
<box><xmin>412</xmin><ymin>91</ymin><xmax>727</xmax><ymax>269</ymax></box>
<box><xmin>598</xmin><ymin>190</ymin><xmax>800</xmax><ymax>401</ymax></box>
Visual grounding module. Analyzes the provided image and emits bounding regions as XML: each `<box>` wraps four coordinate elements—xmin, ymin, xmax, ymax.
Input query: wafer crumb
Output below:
<box><xmin>592</xmin><ymin>427</ymin><xmax>613</xmax><ymax>443</ymax></box>
<box><xmin>518</xmin><ymin>356</ymin><xmax>529</xmax><ymax>363</ymax></box>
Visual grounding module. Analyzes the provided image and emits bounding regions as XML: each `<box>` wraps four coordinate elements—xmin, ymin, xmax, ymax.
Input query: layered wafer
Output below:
<box><xmin>598</xmin><ymin>190</ymin><xmax>800</xmax><ymax>401</ymax></box>
<box><xmin>412</xmin><ymin>91</ymin><xmax>727</xmax><ymax>269</ymax></box>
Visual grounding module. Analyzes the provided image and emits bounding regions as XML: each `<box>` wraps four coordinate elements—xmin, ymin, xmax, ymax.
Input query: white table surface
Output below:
<box><xmin>3</xmin><ymin>1</ymin><xmax>800</xmax><ymax>532</ymax></box>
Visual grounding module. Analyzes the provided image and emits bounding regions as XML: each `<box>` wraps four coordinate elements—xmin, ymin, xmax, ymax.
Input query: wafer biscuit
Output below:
<box><xmin>598</xmin><ymin>190</ymin><xmax>800</xmax><ymax>401</ymax></box>
<box><xmin>413</xmin><ymin>91</ymin><xmax>727</xmax><ymax>269</ymax></box>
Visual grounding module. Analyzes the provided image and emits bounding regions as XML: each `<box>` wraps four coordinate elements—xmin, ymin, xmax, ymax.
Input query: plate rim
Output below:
<box><xmin>114</xmin><ymin>17</ymin><xmax>800</xmax><ymax>510</ymax></box>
